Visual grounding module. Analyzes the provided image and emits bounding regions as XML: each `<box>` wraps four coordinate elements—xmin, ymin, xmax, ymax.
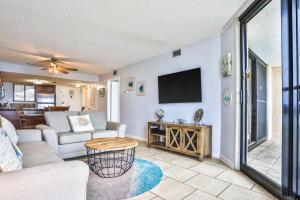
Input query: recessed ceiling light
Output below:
<box><xmin>75</xmin><ymin>84</ymin><xmax>81</xmax><ymax>88</ymax></box>
<box><xmin>32</xmin><ymin>80</ymin><xmax>44</xmax><ymax>84</ymax></box>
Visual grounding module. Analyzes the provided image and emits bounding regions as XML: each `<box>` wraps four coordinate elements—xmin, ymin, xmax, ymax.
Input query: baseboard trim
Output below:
<box><xmin>126</xmin><ymin>134</ymin><xmax>147</xmax><ymax>141</ymax></box>
<box><xmin>212</xmin><ymin>153</ymin><xmax>220</xmax><ymax>159</ymax></box>
<box><xmin>220</xmin><ymin>154</ymin><xmax>235</xmax><ymax>169</ymax></box>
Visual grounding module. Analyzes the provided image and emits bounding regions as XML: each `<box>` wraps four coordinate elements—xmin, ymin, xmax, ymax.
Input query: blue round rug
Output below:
<box><xmin>87</xmin><ymin>158</ymin><xmax>163</xmax><ymax>200</ymax></box>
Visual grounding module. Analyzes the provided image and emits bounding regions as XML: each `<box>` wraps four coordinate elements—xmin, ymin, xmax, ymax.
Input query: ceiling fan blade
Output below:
<box><xmin>40</xmin><ymin>68</ymin><xmax>49</xmax><ymax>70</ymax></box>
<box><xmin>56</xmin><ymin>61</ymin><xmax>72</xmax><ymax>67</ymax></box>
<box><xmin>0</xmin><ymin>46</ymin><xmax>54</xmax><ymax>58</ymax></box>
<box><xmin>64</xmin><ymin>67</ymin><xmax>78</xmax><ymax>71</ymax></box>
<box><xmin>27</xmin><ymin>63</ymin><xmax>49</xmax><ymax>68</ymax></box>
<box><xmin>31</xmin><ymin>59</ymin><xmax>52</xmax><ymax>65</ymax></box>
<box><xmin>56</xmin><ymin>61</ymin><xmax>78</xmax><ymax>71</ymax></box>
<box><xmin>56</xmin><ymin>57</ymin><xmax>95</xmax><ymax>63</ymax></box>
<box><xmin>58</xmin><ymin>68</ymin><xmax>69</xmax><ymax>74</ymax></box>
<box><xmin>59</xmin><ymin>70</ymin><xmax>69</xmax><ymax>74</ymax></box>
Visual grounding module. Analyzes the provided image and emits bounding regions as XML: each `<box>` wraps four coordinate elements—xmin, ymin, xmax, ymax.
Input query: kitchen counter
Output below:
<box><xmin>0</xmin><ymin>108</ymin><xmax>45</xmax><ymax>129</ymax></box>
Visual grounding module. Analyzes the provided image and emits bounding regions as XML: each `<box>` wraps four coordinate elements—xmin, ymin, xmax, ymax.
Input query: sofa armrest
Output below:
<box><xmin>16</xmin><ymin>129</ymin><xmax>42</xmax><ymax>143</ymax></box>
<box><xmin>107</xmin><ymin>122</ymin><xmax>127</xmax><ymax>138</ymax></box>
<box><xmin>36</xmin><ymin>124</ymin><xmax>59</xmax><ymax>154</ymax></box>
<box><xmin>0</xmin><ymin>161</ymin><xmax>89</xmax><ymax>200</ymax></box>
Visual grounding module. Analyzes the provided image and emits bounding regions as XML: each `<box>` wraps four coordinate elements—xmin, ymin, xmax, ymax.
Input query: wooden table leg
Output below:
<box><xmin>199</xmin><ymin>154</ymin><xmax>204</xmax><ymax>161</ymax></box>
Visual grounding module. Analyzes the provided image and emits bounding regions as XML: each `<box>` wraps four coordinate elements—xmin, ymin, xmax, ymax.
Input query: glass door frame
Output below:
<box><xmin>239</xmin><ymin>0</ymin><xmax>282</xmax><ymax>198</ymax></box>
<box><xmin>281</xmin><ymin>0</ymin><xmax>299</xmax><ymax>198</ymax></box>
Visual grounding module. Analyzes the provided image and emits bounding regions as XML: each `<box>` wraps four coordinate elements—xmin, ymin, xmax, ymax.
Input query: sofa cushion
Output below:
<box><xmin>92</xmin><ymin>129</ymin><xmax>118</xmax><ymax>139</ymax></box>
<box><xmin>67</xmin><ymin>111</ymin><xmax>79</xmax><ymax>116</ymax></box>
<box><xmin>19</xmin><ymin>141</ymin><xmax>54</xmax><ymax>156</ymax></box>
<box><xmin>58</xmin><ymin>132</ymin><xmax>91</xmax><ymax>145</ymax></box>
<box><xmin>44</xmin><ymin>111</ymin><xmax>71</xmax><ymax>133</ymax></box>
<box><xmin>68</xmin><ymin>115</ymin><xmax>95</xmax><ymax>132</ymax></box>
<box><xmin>0</xmin><ymin>161</ymin><xmax>89</xmax><ymax>200</ymax></box>
<box><xmin>19</xmin><ymin>141</ymin><xmax>62</xmax><ymax>168</ymax></box>
<box><xmin>22</xmin><ymin>151</ymin><xmax>63</xmax><ymax>168</ymax></box>
<box><xmin>79</xmin><ymin>111</ymin><xmax>107</xmax><ymax>130</ymax></box>
<box><xmin>58</xmin><ymin>142</ymin><xmax>87</xmax><ymax>159</ymax></box>
<box><xmin>0</xmin><ymin>133</ymin><xmax>22</xmax><ymax>172</ymax></box>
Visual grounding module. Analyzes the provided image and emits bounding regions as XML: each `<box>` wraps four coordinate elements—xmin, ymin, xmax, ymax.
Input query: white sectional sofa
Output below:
<box><xmin>37</xmin><ymin>111</ymin><xmax>127</xmax><ymax>159</ymax></box>
<box><xmin>0</xmin><ymin>129</ymin><xmax>89</xmax><ymax>200</ymax></box>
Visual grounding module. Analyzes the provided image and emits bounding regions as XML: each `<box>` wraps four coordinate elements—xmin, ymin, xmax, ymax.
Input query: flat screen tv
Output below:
<box><xmin>158</xmin><ymin>68</ymin><xmax>202</xmax><ymax>103</ymax></box>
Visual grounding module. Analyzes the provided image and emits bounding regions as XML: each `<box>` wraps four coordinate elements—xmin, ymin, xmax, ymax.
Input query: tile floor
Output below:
<box><xmin>127</xmin><ymin>142</ymin><xmax>278</xmax><ymax>200</ymax></box>
<box><xmin>248</xmin><ymin>136</ymin><xmax>281</xmax><ymax>184</ymax></box>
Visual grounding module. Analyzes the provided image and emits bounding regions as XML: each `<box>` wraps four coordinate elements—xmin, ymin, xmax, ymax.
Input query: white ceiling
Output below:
<box><xmin>248</xmin><ymin>0</ymin><xmax>281</xmax><ymax>66</ymax></box>
<box><xmin>0</xmin><ymin>0</ymin><xmax>245</xmax><ymax>75</ymax></box>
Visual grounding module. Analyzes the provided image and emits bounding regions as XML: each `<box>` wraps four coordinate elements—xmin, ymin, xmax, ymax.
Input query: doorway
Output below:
<box><xmin>248</xmin><ymin>49</ymin><xmax>268</xmax><ymax>150</ymax></box>
<box><xmin>107</xmin><ymin>79</ymin><xmax>120</xmax><ymax>122</ymax></box>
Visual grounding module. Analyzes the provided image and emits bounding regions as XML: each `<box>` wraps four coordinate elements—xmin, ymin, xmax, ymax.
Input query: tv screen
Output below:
<box><xmin>158</xmin><ymin>68</ymin><xmax>202</xmax><ymax>103</ymax></box>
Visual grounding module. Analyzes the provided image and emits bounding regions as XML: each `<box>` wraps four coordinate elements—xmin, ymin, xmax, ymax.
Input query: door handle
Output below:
<box><xmin>293</xmin><ymin>85</ymin><xmax>300</xmax><ymax>90</ymax></box>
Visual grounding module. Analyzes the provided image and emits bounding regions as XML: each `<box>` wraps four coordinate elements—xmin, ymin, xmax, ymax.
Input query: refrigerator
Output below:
<box><xmin>36</xmin><ymin>85</ymin><xmax>55</xmax><ymax>109</ymax></box>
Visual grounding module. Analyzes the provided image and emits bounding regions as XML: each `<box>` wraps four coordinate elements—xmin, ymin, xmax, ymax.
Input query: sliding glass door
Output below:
<box><xmin>240</xmin><ymin>0</ymin><xmax>283</xmax><ymax>198</ymax></box>
<box><xmin>281</xmin><ymin>0</ymin><xmax>300</xmax><ymax>198</ymax></box>
<box><xmin>241</xmin><ymin>0</ymin><xmax>300</xmax><ymax>198</ymax></box>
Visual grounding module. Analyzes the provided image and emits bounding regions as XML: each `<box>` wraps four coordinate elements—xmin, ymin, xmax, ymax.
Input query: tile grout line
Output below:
<box><xmin>216</xmin><ymin>183</ymin><xmax>232</xmax><ymax>198</ymax></box>
<box><xmin>179</xmin><ymin>188</ymin><xmax>197</xmax><ymax>200</ymax></box>
<box><xmin>150</xmin><ymin>192</ymin><xmax>166</xmax><ymax>200</ymax></box>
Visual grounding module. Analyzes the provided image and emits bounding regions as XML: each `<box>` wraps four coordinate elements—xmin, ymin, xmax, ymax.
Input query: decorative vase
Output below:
<box><xmin>156</xmin><ymin>109</ymin><xmax>165</xmax><ymax>122</ymax></box>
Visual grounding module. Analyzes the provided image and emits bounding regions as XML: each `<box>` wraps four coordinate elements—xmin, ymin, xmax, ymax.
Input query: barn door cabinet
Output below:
<box><xmin>148</xmin><ymin>122</ymin><xmax>212</xmax><ymax>161</ymax></box>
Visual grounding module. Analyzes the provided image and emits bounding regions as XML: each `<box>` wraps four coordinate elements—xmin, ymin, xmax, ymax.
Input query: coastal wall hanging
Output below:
<box><xmin>99</xmin><ymin>88</ymin><xmax>105</xmax><ymax>97</ymax></box>
<box><xmin>0</xmin><ymin>79</ymin><xmax>5</xmax><ymax>100</ymax></box>
<box><xmin>126</xmin><ymin>77</ymin><xmax>135</xmax><ymax>91</ymax></box>
<box><xmin>223</xmin><ymin>88</ymin><xmax>232</xmax><ymax>106</ymax></box>
<box><xmin>222</xmin><ymin>52</ymin><xmax>232</xmax><ymax>77</ymax></box>
<box><xmin>136</xmin><ymin>81</ymin><xmax>147</xmax><ymax>96</ymax></box>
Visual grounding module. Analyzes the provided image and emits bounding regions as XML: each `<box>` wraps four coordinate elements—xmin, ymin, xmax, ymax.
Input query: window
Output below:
<box><xmin>13</xmin><ymin>84</ymin><xmax>35</xmax><ymax>102</ymax></box>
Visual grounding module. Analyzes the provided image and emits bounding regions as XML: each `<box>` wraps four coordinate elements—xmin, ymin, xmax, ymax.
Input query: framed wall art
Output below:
<box><xmin>136</xmin><ymin>81</ymin><xmax>147</xmax><ymax>96</ymax></box>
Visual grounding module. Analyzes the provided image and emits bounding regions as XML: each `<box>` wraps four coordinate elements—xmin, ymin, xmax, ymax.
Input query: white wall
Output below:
<box><xmin>0</xmin><ymin>82</ymin><xmax>13</xmax><ymax>103</ymax></box>
<box><xmin>220</xmin><ymin>19</ymin><xmax>241</xmax><ymax>169</ymax></box>
<box><xmin>56</xmin><ymin>85</ymin><xmax>82</xmax><ymax>111</ymax></box>
<box><xmin>100</xmin><ymin>37</ymin><xmax>222</xmax><ymax>157</ymax></box>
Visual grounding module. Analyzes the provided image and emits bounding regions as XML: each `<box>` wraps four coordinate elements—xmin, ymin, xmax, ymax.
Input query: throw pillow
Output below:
<box><xmin>1</xmin><ymin>127</ymin><xmax>23</xmax><ymax>161</ymax></box>
<box><xmin>11</xmin><ymin>142</ymin><xmax>23</xmax><ymax>161</ymax></box>
<box><xmin>0</xmin><ymin>129</ymin><xmax>22</xmax><ymax>172</ymax></box>
<box><xmin>0</xmin><ymin>116</ymin><xmax>19</xmax><ymax>145</ymax></box>
<box><xmin>68</xmin><ymin>115</ymin><xmax>95</xmax><ymax>132</ymax></box>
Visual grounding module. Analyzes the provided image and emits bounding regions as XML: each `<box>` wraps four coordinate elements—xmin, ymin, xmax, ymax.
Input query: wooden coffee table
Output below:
<box><xmin>85</xmin><ymin>137</ymin><xmax>138</xmax><ymax>178</ymax></box>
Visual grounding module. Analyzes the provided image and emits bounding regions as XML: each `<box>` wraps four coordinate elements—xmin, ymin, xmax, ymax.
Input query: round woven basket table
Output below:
<box><xmin>85</xmin><ymin>137</ymin><xmax>138</xmax><ymax>178</ymax></box>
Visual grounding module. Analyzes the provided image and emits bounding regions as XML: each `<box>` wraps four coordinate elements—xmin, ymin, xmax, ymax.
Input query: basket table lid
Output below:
<box><xmin>85</xmin><ymin>137</ymin><xmax>138</xmax><ymax>151</ymax></box>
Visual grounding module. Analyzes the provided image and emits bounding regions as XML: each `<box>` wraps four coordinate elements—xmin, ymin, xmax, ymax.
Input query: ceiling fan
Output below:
<box><xmin>27</xmin><ymin>57</ymin><xmax>78</xmax><ymax>74</ymax></box>
<box><xmin>0</xmin><ymin>46</ymin><xmax>92</xmax><ymax>74</ymax></box>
